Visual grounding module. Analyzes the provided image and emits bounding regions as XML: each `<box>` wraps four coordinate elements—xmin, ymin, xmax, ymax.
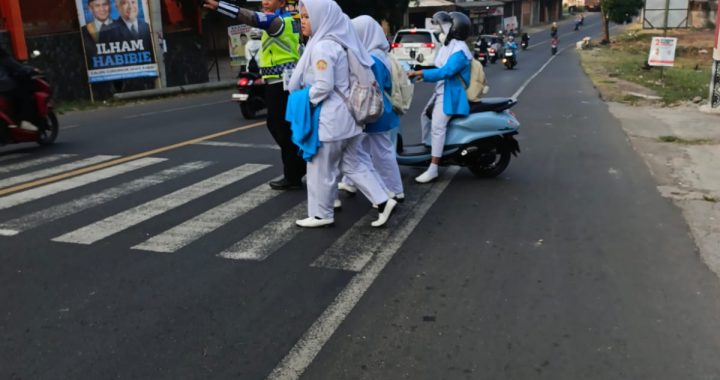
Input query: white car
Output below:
<box><xmin>390</xmin><ymin>28</ymin><xmax>442</xmax><ymax>67</ymax></box>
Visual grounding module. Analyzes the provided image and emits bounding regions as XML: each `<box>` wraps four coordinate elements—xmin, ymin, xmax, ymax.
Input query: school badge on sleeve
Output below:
<box><xmin>315</xmin><ymin>60</ymin><xmax>328</xmax><ymax>71</ymax></box>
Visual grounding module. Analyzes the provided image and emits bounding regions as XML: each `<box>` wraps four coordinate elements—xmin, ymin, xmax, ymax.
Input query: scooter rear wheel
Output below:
<box><xmin>468</xmin><ymin>149</ymin><xmax>511</xmax><ymax>178</ymax></box>
<box><xmin>37</xmin><ymin>110</ymin><xmax>59</xmax><ymax>146</ymax></box>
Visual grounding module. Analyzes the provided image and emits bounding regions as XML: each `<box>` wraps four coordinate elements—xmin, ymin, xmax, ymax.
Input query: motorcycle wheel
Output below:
<box><xmin>240</xmin><ymin>103</ymin><xmax>257</xmax><ymax>120</ymax></box>
<box><xmin>468</xmin><ymin>147</ymin><xmax>511</xmax><ymax>178</ymax></box>
<box><xmin>37</xmin><ymin>110</ymin><xmax>59</xmax><ymax>146</ymax></box>
<box><xmin>467</xmin><ymin>139</ymin><xmax>512</xmax><ymax>178</ymax></box>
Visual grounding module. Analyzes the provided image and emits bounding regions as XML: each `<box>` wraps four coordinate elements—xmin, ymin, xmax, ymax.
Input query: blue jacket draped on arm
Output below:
<box><xmin>286</xmin><ymin>87</ymin><xmax>322</xmax><ymax>162</ymax></box>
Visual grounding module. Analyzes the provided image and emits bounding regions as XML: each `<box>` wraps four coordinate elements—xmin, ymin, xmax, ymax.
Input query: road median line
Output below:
<box><xmin>0</xmin><ymin>121</ymin><xmax>265</xmax><ymax>197</ymax></box>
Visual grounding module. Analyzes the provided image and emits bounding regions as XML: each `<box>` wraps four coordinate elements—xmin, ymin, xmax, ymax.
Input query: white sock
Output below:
<box><xmin>427</xmin><ymin>163</ymin><xmax>438</xmax><ymax>174</ymax></box>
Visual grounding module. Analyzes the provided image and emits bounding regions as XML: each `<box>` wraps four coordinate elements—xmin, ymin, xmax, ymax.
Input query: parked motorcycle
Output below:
<box><xmin>231</xmin><ymin>34</ymin><xmax>266</xmax><ymax>119</ymax></box>
<box><xmin>502</xmin><ymin>49</ymin><xmax>517</xmax><ymax>69</ymax></box>
<box><xmin>0</xmin><ymin>67</ymin><xmax>58</xmax><ymax>146</ymax></box>
<box><xmin>232</xmin><ymin>71</ymin><xmax>265</xmax><ymax>119</ymax></box>
<box><xmin>396</xmin><ymin>98</ymin><xmax>521</xmax><ymax>178</ymax></box>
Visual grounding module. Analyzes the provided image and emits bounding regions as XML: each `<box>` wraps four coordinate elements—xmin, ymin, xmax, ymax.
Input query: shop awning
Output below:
<box><xmin>456</xmin><ymin>1</ymin><xmax>505</xmax><ymax>9</ymax></box>
<box><xmin>408</xmin><ymin>0</ymin><xmax>456</xmax><ymax>8</ymax></box>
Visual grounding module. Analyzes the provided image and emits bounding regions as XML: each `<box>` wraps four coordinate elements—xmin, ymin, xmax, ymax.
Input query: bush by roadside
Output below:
<box><xmin>578</xmin><ymin>24</ymin><xmax>715</xmax><ymax>106</ymax></box>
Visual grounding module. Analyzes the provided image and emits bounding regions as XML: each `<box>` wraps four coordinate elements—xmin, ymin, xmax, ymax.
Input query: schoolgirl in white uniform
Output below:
<box><xmin>288</xmin><ymin>0</ymin><xmax>397</xmax><ymax>228</ymax></box>
<box><xmin>337</xmin><ymin>15</ymin><xmax>404</xmax><ymax>204</ymax></box>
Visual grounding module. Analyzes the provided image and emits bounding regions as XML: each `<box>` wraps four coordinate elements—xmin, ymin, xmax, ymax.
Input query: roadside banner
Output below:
<box><xmin>648</xmin><ymin>37</ymin><xmax>678</xmax><ymax>67</ymax></box>
<box><xmin>229</xmin><ymin>24</ymin><xmax>252</xmax><ymax>68</ymax></box>
<box><xmin>75</xmin><ymin>0</ymin><xmax>159</xmax><ymax>83</ymax></box>
<box><xmin>503</xmin><ymin>16</ymin><xmax>518</xmax><ymax>32</ymax></box>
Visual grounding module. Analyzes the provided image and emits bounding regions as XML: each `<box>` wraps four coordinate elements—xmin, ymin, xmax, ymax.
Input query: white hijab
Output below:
<box><xmin>434</xmin><ymin>39</ymin><xmax>473</xmax><ymax>67</ymax></box>
<box><xmin>288</xmin><ymin>0</ymin><xmax>374</xmax><ymax>92</ymax></box>
<box><xmin>351</xmin><ymin>15</ymin><xmax>390</xmax><ymax>72</ymax></box>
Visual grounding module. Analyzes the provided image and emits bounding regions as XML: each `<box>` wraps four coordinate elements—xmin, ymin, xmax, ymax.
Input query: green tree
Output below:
<box><xmin>600</xmin><ymin>0</ymin><xmax>644</xmax><ymax>43</ymax></box>
<box><xmin>336</xmin><ymin>0</ymin><xmax>411</xmax><ymax>33</ymax></box>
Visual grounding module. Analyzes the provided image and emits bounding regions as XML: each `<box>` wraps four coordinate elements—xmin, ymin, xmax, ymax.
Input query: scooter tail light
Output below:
<box><xmin>255</xmin><ymin>78</ymin><xmax>265</xmax><ymax>85</ymax></box>
<box><xmin>489</xmin><ymin>48</ymin><xmax>495</xmax><ymax>53</ymax></box>
<box><xmin>238</xmin><ymin>77</ymin><xmax>249</xmax><ymax>87</ymax></box>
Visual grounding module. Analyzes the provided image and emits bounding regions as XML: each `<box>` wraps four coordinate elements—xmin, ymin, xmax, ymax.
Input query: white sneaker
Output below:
<box><xmin>19</xmin><ymin>121</ymin><xmax>39</xmax><ymax>132</ymax></box>
<box><xmin>333</xmin><ymin>199</ymin><xmax>342</xmax><ymax>209</ymax></box>
<box><xmin>296</xmin><ymin>217</ymin><xmax>334</xmax><ymax>228</ymax></box>
<box><xmin>415</xmin><ymin>169</ymin><xmax>439</xmax><ymax>184</ymax></box>
<box><xmin>371</xmin><ymin>198</ymin><xmax>398</xmax><ymax>227</ymax></box>
<box><xmin>338</xmin><ymin>182</ymin><xmax>357</xmax><ymax>194</ymax></box>
<box><xmin>394</xmin><ymin>192</ymin><xmax>405</xmax><ymax>202</ymax></box>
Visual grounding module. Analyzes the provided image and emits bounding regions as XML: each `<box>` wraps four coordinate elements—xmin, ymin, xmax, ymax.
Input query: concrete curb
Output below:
<box><xmin>113</xmin><ymin>79</ymin><xmax>236</xmax><ymax>101</ymax></box>
<box><xmin>699</xmin><ymin>104</ymin><xmax>720</xmax><ymax>115</ymax></box>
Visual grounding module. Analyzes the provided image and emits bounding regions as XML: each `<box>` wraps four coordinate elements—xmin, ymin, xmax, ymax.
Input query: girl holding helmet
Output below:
<box><xmin>408</xmin><ymin>11</ymin><xmax>473</xmax><ymax>183</ymax></box>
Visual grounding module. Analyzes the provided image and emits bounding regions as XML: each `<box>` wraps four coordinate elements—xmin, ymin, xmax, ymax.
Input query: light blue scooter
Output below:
<box><xmin>396</xmin><ymin>97</ymin><xmax>521</xmax><ymax>178</ymax></box>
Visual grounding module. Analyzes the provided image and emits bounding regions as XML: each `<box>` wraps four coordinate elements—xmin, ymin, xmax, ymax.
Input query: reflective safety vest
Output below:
<box><xmin>259</xmin><ymin>16</ymin><xmax>301</xmax><ymax>79</ymax></box>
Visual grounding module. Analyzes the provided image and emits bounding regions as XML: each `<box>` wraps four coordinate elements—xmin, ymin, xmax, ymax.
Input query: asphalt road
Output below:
<box><xmin>3</xmin><ymin>14</ymin><xmax>720</xmax><ymax>379</ymax></box>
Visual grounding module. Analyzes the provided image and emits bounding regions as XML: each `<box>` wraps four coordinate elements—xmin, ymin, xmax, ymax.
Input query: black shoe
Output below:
<box><xmin>269</xmin><ymin>178</ymin><xmax>303</xmax><ymax>190</ymax></box>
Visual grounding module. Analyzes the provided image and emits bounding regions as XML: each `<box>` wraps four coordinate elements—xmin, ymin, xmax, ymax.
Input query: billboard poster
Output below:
<box><xmin>75</xmin><ymin>0</ymin><xmax>158</xmax><ymax>83</ymax></box>
<box><xmin>648</xmin><ymin>37</ymin><xmax>678</xmax><ymax>67</ymax></box>
<box><xmin>228</xmin><ymin>24</ymin><xmax>252</xmax><ymax>68</ymax></box>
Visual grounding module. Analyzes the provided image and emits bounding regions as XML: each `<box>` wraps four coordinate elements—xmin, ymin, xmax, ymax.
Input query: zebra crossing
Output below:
<box><xmin>0</xmin><ymin>152</ymin><xmax>453</xmax><ymax>272</ymax></box>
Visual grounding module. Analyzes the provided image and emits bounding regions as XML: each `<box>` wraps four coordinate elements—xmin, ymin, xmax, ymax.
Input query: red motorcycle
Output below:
<box><xmin>0</xmin><ymin>71</ymin><xmax>59</xmax><ymax>146</ymax></box>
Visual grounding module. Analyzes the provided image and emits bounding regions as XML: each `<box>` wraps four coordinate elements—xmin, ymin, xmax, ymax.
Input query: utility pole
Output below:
<box><xmin>149</xmin><ymin>0</ymin><xmax>167</xmax><ymax>88</ymax></box>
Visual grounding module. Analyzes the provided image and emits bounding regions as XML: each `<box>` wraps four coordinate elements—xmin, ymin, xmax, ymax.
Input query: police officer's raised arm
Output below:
<box><xmin>202</xmin><ymin>0</ymin><xmax>284</xmax><ymax>36</ymax></box>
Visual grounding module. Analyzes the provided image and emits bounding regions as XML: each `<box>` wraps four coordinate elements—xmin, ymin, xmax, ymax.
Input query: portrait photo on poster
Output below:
<box><xmin>75</xmin><ymin>0</ymin><xmax>159</xmax><ymax>83</ymax></box>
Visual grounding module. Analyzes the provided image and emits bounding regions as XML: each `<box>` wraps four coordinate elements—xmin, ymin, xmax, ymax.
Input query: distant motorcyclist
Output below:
<box><xmin>505</xmin><ymin>35</ymin><xmax>518</xmax><ymax>54</ymax></box>
<box><xmin>551</xmin><ymin>21</ymin><xmax>558</xmax><ymax>37</ymax></box>
<box><xmin>520</xmin><ymin>32</ymin><xmax>529</xmax><ymax>47</ymax></box>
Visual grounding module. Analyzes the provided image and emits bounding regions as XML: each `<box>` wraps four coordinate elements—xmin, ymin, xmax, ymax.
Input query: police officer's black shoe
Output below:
<box><xmin>269</xmin><ymin>178</ymin><xmax>303</xmax><ymax>190</ymax></box>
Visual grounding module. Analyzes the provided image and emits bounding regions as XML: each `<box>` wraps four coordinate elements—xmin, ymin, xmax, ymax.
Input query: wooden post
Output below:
<box><xmin>1</xmin><ymin>0</ymin><xmax>28</xmax><ymax>60</ymax></box>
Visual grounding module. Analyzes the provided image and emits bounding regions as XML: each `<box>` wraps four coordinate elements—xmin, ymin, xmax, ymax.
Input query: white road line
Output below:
<box><xmin>0</xmin><ymin>154</ymin><xmax>74</xmax><ymax>174</ymax></box>
<box><xmin>311</xmin><ymin>210</ymin><xmax>391</xmax><ymax>273</ymax></box>
<box><xmin>52</xmin><ymin>163</ymin><xmax>270</xmax><ymax>245</ymax></box>
<box><xmin>0</xmin><ymin>155</ymin><xmax>118</xmax><ymax>188</ymax></box>
<box><xmin>219</xmin><ymin>201</ymin><xmax>307</xmax><ymax>261</ymax></box>
<box><xmin>0</xmin><ymin>161</ymin><xmax>211</xmax><ymax>236</ymax></box>
<box><xmin>267</xmin><ymin>167</ymin><xmax>458</xmax><ymax>380</ymax></box>
<box><xmin>195</xmin><ymin>141</ymin><xmax>281</xmax><ymax>150</ymax></box>
<box><xmin>0</xmin><ymin>153</ymin><xmax>29</xmax><ymax>163</ymax></box>
<box><xmin>123</xmin><ymin>100</ymin><xmax>230</xmax><ymax>119</ymax></box>
<box><xmin>0</xmin><ymin>157</ymin><xmax>165</xmax><ymax>211</ymax></box>
<box><xmin>133</xmin><ymin>177</ymin><xmax>282</xmax><ymax>253</ymax></box>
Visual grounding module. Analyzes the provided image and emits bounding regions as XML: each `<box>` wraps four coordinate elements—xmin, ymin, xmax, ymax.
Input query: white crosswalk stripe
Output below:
<box><xmin>0</xmin><ymin>161</ymin><xmax>211</xmax><ymax>236</ymax></box>
<box><xmin>52</xmin><ymin>163</ymin><xmax>270</xmax><ymax>245</ymax></box>
<box><xmin>0</xmin><ymin>155</ymin><xmax>118</xmax><ymax>188</ymax></box>
<box><xmin>0</xmin><ymin>157</ymin><xmax>166</xmax><ymax>212</ymax></box>
<box><xmin>133</xmin><ymin>178</ymin><xmax>283</xmax><ymax>253</ymax></box>
<box><xmin>219</xmin><ymin>201</ymin><xmax>307</xmax><ymax>261</ymax></box>
<box><xmin>0</xmin><ymin>154</ymin><xmax>74</xmax><ymax>174</ymax></box>
<box><xmin>0</xmin><ymin>153</ymin><xmax>30</xmax><ymax>163</ymax></box>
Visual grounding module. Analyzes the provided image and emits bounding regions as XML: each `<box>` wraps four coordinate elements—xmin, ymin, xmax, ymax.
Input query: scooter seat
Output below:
<box><xmin>469</xmin><ymin>97</ymin><xmax>517</xmax><ymax>113</ymax></box>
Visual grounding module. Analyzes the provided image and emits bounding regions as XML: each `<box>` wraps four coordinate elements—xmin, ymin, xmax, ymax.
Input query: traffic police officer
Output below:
<box><xmin>203</xmin><ymin>0</ymin><xmax>306</xmax><ymax>190</ymax></box>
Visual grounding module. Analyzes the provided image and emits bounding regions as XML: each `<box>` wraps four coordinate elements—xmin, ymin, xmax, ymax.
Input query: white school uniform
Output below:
<box><xmin>301</xmin><ymin>40</ymin><xmax>389</xmax><ymax>219</ymax></box>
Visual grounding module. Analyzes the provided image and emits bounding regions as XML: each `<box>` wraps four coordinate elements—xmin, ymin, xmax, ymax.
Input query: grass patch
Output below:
<box><xmin>579</xmin><ymin>27</ymin><xmax>714</xmax><ymax>105</ymax></box>
<box><xmin>658</xmin><ymin>135</ymin><xmax>715</xmax><ymax>145</ymax></box>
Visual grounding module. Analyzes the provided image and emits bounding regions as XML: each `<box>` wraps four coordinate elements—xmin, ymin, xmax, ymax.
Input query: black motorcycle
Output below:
<box><xmin>232</xmin><ymin>71</ymin><xmax>265</xmax><ymax>120</ymax></box>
